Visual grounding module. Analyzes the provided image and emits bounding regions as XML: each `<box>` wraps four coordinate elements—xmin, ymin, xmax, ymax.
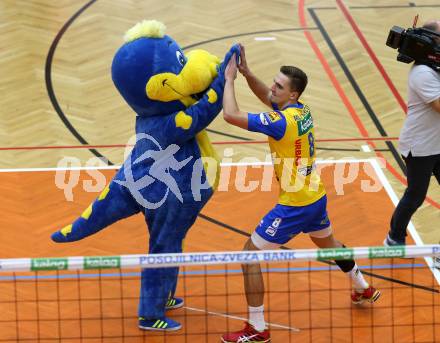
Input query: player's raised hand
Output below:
<box><xmin>237</xmin><ymin>43</ymin><xmax>250</xmax><ymax>77</ymax></box>
<box><xmin>225</xmin><ymin>53</ymin><xmax>238</xmax><ymax>81</ymax></box>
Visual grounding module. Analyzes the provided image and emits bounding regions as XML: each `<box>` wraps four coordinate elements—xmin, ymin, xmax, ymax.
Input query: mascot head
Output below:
<box><xmin>111</xmin><ymin>20</ymin><xmax>220</xmax><ymax>117</ymax></box>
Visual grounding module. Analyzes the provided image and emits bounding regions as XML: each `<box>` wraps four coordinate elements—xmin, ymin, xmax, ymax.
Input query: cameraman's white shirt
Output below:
<box><xmin>399</xmin><ymin>64</ymin><xmax>440</xmax><ymax>157</ymax></box>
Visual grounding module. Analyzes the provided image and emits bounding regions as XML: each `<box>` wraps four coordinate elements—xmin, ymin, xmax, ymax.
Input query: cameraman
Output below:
<box><xmin>384</xmin><ymin>19</ymin><xmax>440</xmax><ymax>246</ymax></box>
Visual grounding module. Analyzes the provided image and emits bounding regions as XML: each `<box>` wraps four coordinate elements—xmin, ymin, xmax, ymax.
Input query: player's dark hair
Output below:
<box><xmin>280</xmin><ymin>66</ymin><xmax>308</xmax><ymax>96</ymax></box>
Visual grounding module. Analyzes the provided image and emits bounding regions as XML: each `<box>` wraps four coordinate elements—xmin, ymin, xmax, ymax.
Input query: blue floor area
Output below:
<box><xmin>0</xmin><ymin>263</ymin><xmax>426</xmax><ymax>281</ymax></box>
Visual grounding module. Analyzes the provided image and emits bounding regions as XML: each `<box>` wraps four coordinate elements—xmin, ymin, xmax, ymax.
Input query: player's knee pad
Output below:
<box><xmin>250</xmin><ymin>232</ymin><xmax>280</xmax><ymax>250</ymax></box>
<box><xmin>335</xmin><ymin>259</ymin><xmax>355</xmax><ymax>273</ymax></box>
<box><xmin>308</xmin><ymin>226</ymin><xmax>332</xmax><ymax>238</ymax></box>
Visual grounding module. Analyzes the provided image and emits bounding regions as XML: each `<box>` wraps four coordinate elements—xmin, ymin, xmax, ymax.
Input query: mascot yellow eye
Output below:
<box><xmin>176</xmin><ymin>51</ymin><xmax>185</xmax><ymax>67</ymax></box>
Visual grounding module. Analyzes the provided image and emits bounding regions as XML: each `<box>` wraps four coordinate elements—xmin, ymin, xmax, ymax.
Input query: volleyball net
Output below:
<box><xmin>0</xmin><ymin>245</ymin><xmax>439</xmax><ymax>342</ymax></box>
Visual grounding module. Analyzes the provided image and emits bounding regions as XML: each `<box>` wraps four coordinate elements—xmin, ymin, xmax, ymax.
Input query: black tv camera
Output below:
<box><xmin>386</xmin><ymin>25</ymin><xmax>440</xmax><ymax>71</ymax></box>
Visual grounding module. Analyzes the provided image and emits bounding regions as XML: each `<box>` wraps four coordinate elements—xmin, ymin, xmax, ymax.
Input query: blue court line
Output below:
<box><xmin>0</xmin><ymin>263</ymin><xmax>425</xmax><ymax>281</ymax></box>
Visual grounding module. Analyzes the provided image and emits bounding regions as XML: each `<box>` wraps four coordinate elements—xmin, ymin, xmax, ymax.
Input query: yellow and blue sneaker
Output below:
<box><xmin>138</xmin><ymin>317</ymin><xmax>181</xmax><ymax>331</ymax></box>
<box><xmin>165</xmin><ymin>297</ymin><xmax>184</xmax><ymax>310</ymax></box>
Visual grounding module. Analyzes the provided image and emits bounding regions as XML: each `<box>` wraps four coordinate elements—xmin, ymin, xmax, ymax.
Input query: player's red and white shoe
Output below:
<box><xmin>351</xmin><ymin>286</ymin><xmax>381</xmax><ymax>304</ymax></box>
<box><xmin>221</xmin><ymin>322</ymin><xmax>270</xmax><ymax>343</ymax></box>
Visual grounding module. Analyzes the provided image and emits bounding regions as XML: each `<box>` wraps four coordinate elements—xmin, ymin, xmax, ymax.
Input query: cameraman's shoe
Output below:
<box><xmin>383</xmin><ymin>234</ymin><xmax>405</xmax><ymax>246</ymax></box>
<box><xmin>383</xmin><ymin>234</ymin><xmax>413</xmax><ymax>258</ymax></box>
<box><xmin>433</xmin><ymin>256</ymin><xmax>440</xmax><ymax>269</ymax></box>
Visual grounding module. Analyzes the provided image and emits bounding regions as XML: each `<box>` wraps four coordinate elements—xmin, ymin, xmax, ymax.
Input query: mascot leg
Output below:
<box><xmin>51</xmin><ymin>170</ymin><xmax>141</xmax><ymax>243</ymax></box>
<box><xmin>138</xmin><ymin>200</ymin><xmax>207</xmax><ymax>322</ymax></box>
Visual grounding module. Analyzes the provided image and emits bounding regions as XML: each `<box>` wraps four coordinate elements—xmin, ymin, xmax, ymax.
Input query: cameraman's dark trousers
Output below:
<box><xmin>389</xmin><ymin>153</ymin><xmax>440</xmax><ymax>244</ymax></box>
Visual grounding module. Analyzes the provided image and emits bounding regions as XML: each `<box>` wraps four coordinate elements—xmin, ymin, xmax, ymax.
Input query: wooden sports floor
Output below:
<box><xmin>0</xmin><ymin>0</ymin><xmax>439</xmax><ymax>342</ymax></box>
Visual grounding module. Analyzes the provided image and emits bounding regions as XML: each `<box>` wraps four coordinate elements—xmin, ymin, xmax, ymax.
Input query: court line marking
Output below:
<box><xmin>184</xmin><ymin>306</ymin><xmax>300</xmax><ymax>332</ymax></box>
<box><xmin>298</xmin><ymin>2</ymin><xmax>440</xmax><ymax>210</ymax></box>
<box><xmin>335</xmin><ymin>0</ymin><xmax>407</xmax><ymax>114</ymax></box>
<box><xmin>370</xmin><ymin>158</ymin><xmax>440</xmax><ymax>285</ymax></box>
<box><xmin>254</xmin><ymin>37</ymin><xmax>276</xmax><ymax>41</ymax></box>
<box><xmin>0</xmin><ymin>136</ymin><xmax>399</xmax><ymax>151</ymax></box>
<box><xmin>0</xmin><ymin>158</ymin><xmax>376</xmax><ymax>172</ymax></box>
<box><xmin>0</xmin><ymin>263</ymin><xmax>424</xmax><ymax>281</ymax></box>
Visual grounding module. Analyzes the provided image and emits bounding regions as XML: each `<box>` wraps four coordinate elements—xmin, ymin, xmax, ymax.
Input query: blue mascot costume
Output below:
<box><xmin>51</xmin><ymin>20</ymin><xmax>239</xmax><ymax>331</ymax></box>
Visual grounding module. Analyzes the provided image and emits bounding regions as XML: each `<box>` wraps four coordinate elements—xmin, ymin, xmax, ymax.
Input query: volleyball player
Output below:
<box><xmin>220</xmin><ymin>45</ymin><xmax>380</xmax><ymax>343</ymax></box>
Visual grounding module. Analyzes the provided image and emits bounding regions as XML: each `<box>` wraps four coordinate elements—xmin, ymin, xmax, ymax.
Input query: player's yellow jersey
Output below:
<box><xmin>247</xmin><ymin>101</ymin><xmax>326</xmax><ymax>206</ymax></box>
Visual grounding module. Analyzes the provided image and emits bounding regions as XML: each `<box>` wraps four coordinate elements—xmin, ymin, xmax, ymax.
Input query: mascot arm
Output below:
<box><xmin>165</xmin><ymin>82</ymin><xmax>224</xmax><ymax>145</ymax></box>
<box><xmin>161</xmin><ymin>45</ymin><xmax>241</xmax><ymax>146</ymax></box>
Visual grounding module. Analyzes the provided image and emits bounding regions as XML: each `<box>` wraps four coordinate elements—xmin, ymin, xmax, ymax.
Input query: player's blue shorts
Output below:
<box><xmin>253</xmin><ymin>195</ymin><xmax>331</xmax><ymax>248</ymax></box>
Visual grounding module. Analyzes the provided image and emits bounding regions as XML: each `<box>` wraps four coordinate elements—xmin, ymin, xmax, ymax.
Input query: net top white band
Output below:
<box><xmin>0</xmin><ymin>245</ymin><xmax>439</xmax><ymax>272</ymax></box>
